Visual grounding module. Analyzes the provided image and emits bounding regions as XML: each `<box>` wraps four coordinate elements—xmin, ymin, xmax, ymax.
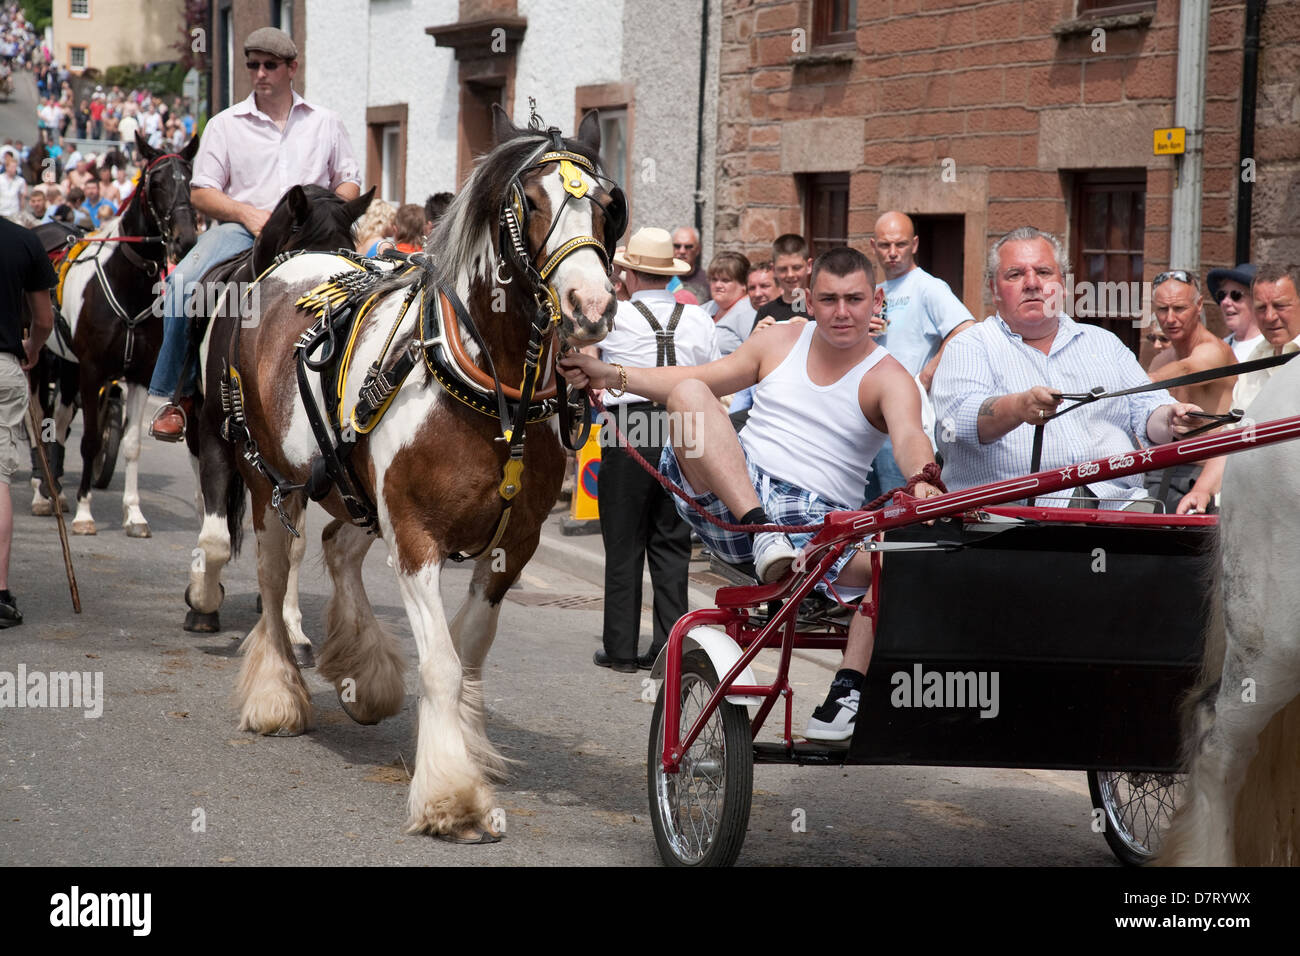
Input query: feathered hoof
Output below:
<box><xmin>238</xmin><ymin>690</ymin><xmax>313</xmax><ymax>738</ymax></box>
<box><xmin>124</xmin><ymin>522</ymin><xmax>152</xmax><ymax>538</ymax></box>
<box><xmin>72</xmin><ymin>519</ymin><xmax>97</xmax><ymax>535</ymax></box>
<box><xmin>293</xmin><ymin>642</ymin><xmax>316</xmax><ymax>669</ymax></box>
<box><xmin>31</xmin><ymin>498</ymin><xmax>52</xmax><ymax>516</ymax></box>
<box><xmin>407</xmin><ymin>788</ymin><xmax>498</xmax><ymax>842</ymax></box>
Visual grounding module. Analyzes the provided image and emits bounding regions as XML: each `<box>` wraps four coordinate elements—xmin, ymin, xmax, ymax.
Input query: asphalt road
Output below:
<box><xmin>0</xmin><ymin>407</ymin><xmax>1125</xmax><ymax>868</ymax></box>
<box><xmin>0</xmin><ymin>68</ymin><xmax>40</xmax><ymax>146</ymax></box>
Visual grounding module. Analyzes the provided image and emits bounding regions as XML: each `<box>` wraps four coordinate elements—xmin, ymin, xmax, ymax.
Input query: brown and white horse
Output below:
<box><xmin>189</xmin><ymin>109</ymin><xmax>619</xmax><ymax>840</ymax></box>
<box><xmin>41</xmin><ymin>130</ymin><xmax>200</xmax><ymax>536</ymax></box>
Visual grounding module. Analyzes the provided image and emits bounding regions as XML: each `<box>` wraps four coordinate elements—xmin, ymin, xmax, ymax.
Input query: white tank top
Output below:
<box><xmin>740</xmin><ymin>323</ymin><xmax>890</xmax><ymax>509</ymax></box>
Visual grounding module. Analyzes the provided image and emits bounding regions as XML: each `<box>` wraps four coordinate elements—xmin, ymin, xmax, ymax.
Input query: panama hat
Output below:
<box><xmin>612</xmin><ymin>227</ymin><xmax>690</xmax><ymax>276</ymax></box>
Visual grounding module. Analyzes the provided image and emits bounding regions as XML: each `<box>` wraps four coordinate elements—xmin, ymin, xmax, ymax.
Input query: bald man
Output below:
<box><xmin>669</xmin><ymin>226</ymin><xmax>711</xmax><ymax>304</ymax></box>
<box><xmin>866</xmin><ymin>211</ymin><xmax>975</xmax><ymax>499</ymax></box>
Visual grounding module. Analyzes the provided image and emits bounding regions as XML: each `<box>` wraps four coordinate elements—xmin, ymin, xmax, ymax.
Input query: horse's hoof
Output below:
<box><xmin>125</xmin><ymin>522</ymin><xmax>152</xmax><ymax>538</ymax></box>
<box><xmin>292</xmin><ymin>643</ymin><xmax>316</xmax><ymax>669</ymax></box>
<box><xmin>183</xmin><ymin>609</ymin><xmax>221</xmax><ymax>633</ymax></box>
<box><xmin>265</xmin><ymin>727</ymin><xmax>306</xmax><ymax>738</ymax></box>
<box><xmin>338</xmin><ymin>690</ymin><xmax>381</xmax><ymax>726</ymax></box>
<box><xmin>436</xmin><ymin>826</ymin><xmax>504</xmax><ymax>845</ymax></box>
<box><xmin>31</xmin><ymin>499</ymin><xmax>52</xmax><ymax>517</ymax></box>
<box><xmin>72</xmin><ymin>520</ymin><xmax>96</xmax><ymax>535</ymax></box>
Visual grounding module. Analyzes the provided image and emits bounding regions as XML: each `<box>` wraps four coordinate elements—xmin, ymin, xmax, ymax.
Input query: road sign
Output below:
<box><xmin>1153</xmin><ymin>127</ymin><xmax>1186</xmax><ymax>155</ymax></box>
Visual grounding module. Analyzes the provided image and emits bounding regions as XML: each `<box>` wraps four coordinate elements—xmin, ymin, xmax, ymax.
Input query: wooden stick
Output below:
<box><xmin>25</xmin><ymin>395</ymin><xmax>81</xmax><ymax>614</ymax></box>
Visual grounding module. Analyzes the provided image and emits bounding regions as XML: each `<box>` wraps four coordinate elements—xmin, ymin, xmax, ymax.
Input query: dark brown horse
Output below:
<box><xmin>181</xmin><ymin>183</ymin><xmax>376</xmax><ymax>663</ymax></box>
<box><xmin>187</xmin><ymin>108</ymin><xmax>620</xmax><ymax>841</ymax></box>
<box><xmin>41</xmin><ymin>130</ymin><xmax>200</xmax><ymax>536</ymax></box>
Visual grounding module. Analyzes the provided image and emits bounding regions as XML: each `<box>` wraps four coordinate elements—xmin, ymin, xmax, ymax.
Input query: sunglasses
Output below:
<box><xmin>1152</xmin><ymin>270</ymin><xmax>1193</xmax><ymax>288</ymax></box>
<box><xmin>1216</xmin><ymin>288</ymin><xmax>1245</xmax><ymax>303</ymax></box>
<box><xmin>1145</xmin><ymin>333</ymin><xmax>1171</xmax><ymax>345</ymax></box>
<box><xmin>673</xmin><ymin>243</ymin><xmax>696</xmax><ymax>250</ymax></box>
<box><xmin>245</xmin><ymin>59</ymin><xmax>284</xmax><ymax>72</ymax></box>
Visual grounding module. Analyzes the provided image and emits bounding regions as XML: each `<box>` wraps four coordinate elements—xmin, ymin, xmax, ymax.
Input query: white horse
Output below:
<box><xmin>1159</xmin><ymin>355</ymin><xmax>1300</xmax><ymax>865</ymax></box>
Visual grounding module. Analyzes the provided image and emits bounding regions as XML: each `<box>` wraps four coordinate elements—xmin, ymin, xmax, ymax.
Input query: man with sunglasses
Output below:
<box><xmin>1143</xmin><ymin>270</ymin><xmax>1237</xmax><ymax>512</ymax></box>
<box><xmin>1208</xmin><ymin>263</ymin><xmax>1261</xmax><ymax>361</ymax></box>
<box><xmin>668</xmin><ymin>226</ymin><xmax>710</xmax><ymax>305</ymax></box>
<box><xmin>149</xmin><ymin>26</ymin><xmax>361</xmax><ymax>440</ymax></box>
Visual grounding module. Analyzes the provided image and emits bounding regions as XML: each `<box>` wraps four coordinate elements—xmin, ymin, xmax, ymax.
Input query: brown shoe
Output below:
<box><xmin>150</xmin><ymin>400</ymin><xmax>188</xmax><ymax>441</ymax></box>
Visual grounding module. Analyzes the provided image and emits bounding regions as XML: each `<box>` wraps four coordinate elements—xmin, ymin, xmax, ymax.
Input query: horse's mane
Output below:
<box><xmin>375</xmin><ymin>128</ymin><xmax>601</xmax><ymax>302</ymax></box>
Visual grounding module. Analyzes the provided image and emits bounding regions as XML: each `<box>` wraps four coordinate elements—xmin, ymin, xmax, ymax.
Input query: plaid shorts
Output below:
<box><xmin>658</xmin><ymin>444</ymin><xmax>858</xmax><ymax>591</ymax></box>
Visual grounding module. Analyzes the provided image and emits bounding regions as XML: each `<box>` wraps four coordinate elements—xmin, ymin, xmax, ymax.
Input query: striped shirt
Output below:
<box><xmin>931</xmin><ymin>314</ymin><xmax>1173</xmax><ymax>508</ymax></box>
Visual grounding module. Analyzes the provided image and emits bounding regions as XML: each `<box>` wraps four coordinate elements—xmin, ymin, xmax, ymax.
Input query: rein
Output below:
<box><xmin>1025</xmin><ymin>350</ymin><xmax>1297</xmax><ymax>503</ymax></box>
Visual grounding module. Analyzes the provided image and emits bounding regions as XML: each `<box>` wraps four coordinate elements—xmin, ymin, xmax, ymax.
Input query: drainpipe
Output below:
<box><xmin>1235</xmin><ymin>0</ymin><xmax>1265</xmax><ymax>265</ymax></box>
<box><xmin>1169</xmin><ymin>0</ymin><xmax>1210</xmax><ymax>272</ymax></box>
<box><xmin>693</xmin><ymin>0</ymin><xmax>709</xmax><ymax>243</ymax></box>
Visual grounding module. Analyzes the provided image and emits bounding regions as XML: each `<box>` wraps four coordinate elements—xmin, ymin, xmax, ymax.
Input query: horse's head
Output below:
<box><xmin>250</xmin><ymin>184</ymin><xmax>375</xmax><ymax>276</ymax></box>
<box><xmin>134</xmin><ymin>130</ymin><xmax>201</xmax><ymax>262</ymax></box>
<box><xmin>476</xmin><ymin>106</ymin><xmax>620</xmax><ymax>347</ymax></box>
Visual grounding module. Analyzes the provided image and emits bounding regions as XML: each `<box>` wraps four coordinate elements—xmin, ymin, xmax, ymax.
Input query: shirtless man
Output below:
<box><xmin>559</xmin><ymin>246</ymin><xmax>942</xmax><ymax>741</ymax></box>
<box><xmin>1144</xmin><ymin>271</ymin><xmax>1236</xmax><ymax>512</ymax></box>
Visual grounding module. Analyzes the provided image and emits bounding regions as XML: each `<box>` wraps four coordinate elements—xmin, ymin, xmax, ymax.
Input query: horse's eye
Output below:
<box><xmin>525</xmin><ymin>196</ymin><xmax>538</xmax><ymax>213</ymax></box>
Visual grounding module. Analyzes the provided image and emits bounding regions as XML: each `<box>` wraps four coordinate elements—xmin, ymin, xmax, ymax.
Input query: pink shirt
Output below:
<box><xmin>191</xmin><ymin>91</ymin><xmax>361</xmax><ymax>214</ymax></box>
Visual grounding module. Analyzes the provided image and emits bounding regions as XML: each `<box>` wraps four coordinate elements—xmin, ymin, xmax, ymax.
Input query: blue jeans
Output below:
<box><xmin>149</xmin><ymin>222</ymin><xmax>256</xmax><ymax>398</ymax></box>
<box><xmin>864</xmin><ymin>437</ymin><xmax>907</xmax><ymax>505</ymax></box>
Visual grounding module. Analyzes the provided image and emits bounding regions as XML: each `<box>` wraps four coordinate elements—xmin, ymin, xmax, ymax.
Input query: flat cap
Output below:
<box><xmin>244</xmin><ymin>26</ymin><xmax>297</xmax><ymax>60</ymax></box>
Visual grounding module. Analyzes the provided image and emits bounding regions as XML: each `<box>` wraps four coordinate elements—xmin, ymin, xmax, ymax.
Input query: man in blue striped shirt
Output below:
<box><xmin>932</xmin><ymin>228</ymin><xmax>1201</xmax><ymax>509</ymax></box>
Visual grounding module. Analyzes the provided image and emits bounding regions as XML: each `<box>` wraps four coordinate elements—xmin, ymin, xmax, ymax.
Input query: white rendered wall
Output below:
<box><xmin>366</xmin><ymin>0</ymin><xmax>460</xmax><ymax>202</ymax></box>
<box><xmin>304</xmin><ymin>0</ymin><xmax>370</xmax><ymax>180</ymax></box>
<box><xmin>514</xmin><ymin>0</ymin><xmax>624</xmax><ymax>132</ymax></box>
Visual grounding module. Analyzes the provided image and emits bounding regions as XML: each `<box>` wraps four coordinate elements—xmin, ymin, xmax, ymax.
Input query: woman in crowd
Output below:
<box><xmin>704</xmin><ymin>251</ymin><xmax>757</xmax><ymax>356</ymax></box>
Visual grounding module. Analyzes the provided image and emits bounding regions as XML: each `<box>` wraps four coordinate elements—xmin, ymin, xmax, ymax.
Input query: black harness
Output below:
<box><xmin>221</xmin><ymin>131</ymin><xmax>623</xmax><ymax>555</ymax></box>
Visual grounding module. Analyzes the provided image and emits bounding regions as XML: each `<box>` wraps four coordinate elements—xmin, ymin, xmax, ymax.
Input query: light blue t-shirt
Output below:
<box><xmin>875</xmin><ymin>266</ymin><xmax>974</xmax><ymax>377</ymax></box>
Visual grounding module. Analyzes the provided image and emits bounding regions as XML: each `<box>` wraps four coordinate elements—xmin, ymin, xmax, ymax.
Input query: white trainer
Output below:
<box><xmin>752</xmin><ymin>530</ymin><xmax>797</xmax><ymax>583</ymax></box>
<box><xmin>803</xmin><ymin>688</ymin><xmax>860</xmax><ymax>742</ymax></box>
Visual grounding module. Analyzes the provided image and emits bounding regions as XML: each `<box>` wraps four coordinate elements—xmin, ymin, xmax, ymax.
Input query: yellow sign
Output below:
<box><xmin>570</xmin><ymin>427</ymin><xmax>602</xmax><ymax>521</ymax></box>
<box><xmin>1154</xmin><ymin>127</ymin><xmax>1186</xmax><ymax>155</ymax></box>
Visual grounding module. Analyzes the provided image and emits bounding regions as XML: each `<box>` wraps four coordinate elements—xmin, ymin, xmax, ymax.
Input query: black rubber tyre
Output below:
<box><xmin>91</xmin><ymin>388</ymin><xmax>124</xmax><ymax>489</ymax></box>
<box><xmin>648</xmin><ymin>650</ymin><xmax>753</xmax><ymax>867</ymax></box>
<box><xmin>1088</xmin><ymin>769</ymin><xmax>1184</xmax><ymax>866</ymax></box>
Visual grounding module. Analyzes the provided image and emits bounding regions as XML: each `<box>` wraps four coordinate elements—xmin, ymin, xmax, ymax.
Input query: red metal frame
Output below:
<box><xmin>659</xmin><ymin>413</ymin><xmax>1300</xmax><ymax>773</ymax></box>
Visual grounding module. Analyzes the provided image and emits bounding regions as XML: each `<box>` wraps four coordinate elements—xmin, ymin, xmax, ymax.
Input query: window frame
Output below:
<box><xmin>812</xmin><ymin>0</ymin><xmax>857</xmax><ymax>48</ymax></box>
<box><xmin>1070</xmin><ymin>168</ymin><xmax>1148</xmax><ymax>355</ymax></box>
<box><xmin>70</xmin><ymin>0</ymin><xmax>90</xmax><ymax>19</ymax></box>
<box><xmin>802</xmin><ymin>171</ymin><xmax>851</xmax><ymax>261</ymax></box>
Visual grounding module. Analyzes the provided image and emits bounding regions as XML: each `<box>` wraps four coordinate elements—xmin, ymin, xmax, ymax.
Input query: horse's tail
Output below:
<box><xmin>1157</xmin><ymin>535</ymin><xmax>1225</xmax><ymax>866</ymax></box>
<box><xmin>226</xmin><ymin>468</ymin><xmax>247</xmax><ymax>559</ymax></box>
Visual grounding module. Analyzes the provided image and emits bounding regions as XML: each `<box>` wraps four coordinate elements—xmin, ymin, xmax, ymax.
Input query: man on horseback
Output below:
<box><xmin>149</xmin><ymin>26</ymin><xmax>361</xmax><ymax>440</ymax></box>
<box><xmin>559</xmin><ymin>246</ymin><xmax>943</xmax><ymax>741</ymax></box>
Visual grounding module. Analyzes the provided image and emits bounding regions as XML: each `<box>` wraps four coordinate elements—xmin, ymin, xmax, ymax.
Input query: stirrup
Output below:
<box><xmin>149</xmin><ymin>402</ymin><xmax>187</xmax><ymax>442</ymax></box>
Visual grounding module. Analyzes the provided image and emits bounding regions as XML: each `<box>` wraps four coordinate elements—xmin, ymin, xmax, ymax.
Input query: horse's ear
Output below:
<box><xmin>135</xmin><ymin>130</ymin><xmax>157</xmax><ymax>162</ymax></box>
<box><xmin>287</xmin><ymin>184</ymin><xmax>310</xmax><ymax>224</ymax></box>
<box><xmin>181</xmin><ymin>129</ymin><xmax>202</xmax><ymax>162</ymax></box>
<box><xmin>576</xmin><ymin>109</ymin><xmax>601</xmax><ymax>155</ymax></box>
<box><xmin>491</xmin><ymin>103</ymin><xmax>519</xmax><ymax>147</ymax></box>
<box><xmin>343</xmin><ymin>186</ymin><xmax>376</xmax><ymax>225</ymax></box>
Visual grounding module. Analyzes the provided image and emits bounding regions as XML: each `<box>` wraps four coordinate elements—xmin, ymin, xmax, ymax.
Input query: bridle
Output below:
<box><xmin>496</xmin><ymin>127</ymin><xmax>627</xmax><ymax>326</ymax></box>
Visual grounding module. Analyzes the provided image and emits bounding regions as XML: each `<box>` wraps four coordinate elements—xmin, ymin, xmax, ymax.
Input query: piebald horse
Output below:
<box><xmin>189</xmin><ymin>109</ymin><xmax>619</xmax><ymax>840</ymax></box>
<box><xmin>1159</xmin><ymin>355</ymin><xmax>1300</xmax><ymax>865</ymax></box>
<box><xmin>182</xmin><ymin>182</ymin><xmax>376</xmax><ymax>669</ymax></box>
<box><xmin>42</xmin><ymin>130</ymin><xmax>200</xmax><ymax>536</ymax></box>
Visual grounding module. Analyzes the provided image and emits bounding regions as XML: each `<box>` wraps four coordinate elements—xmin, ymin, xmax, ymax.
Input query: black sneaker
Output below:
<box><xmin>0</xmin><ymin>592</ymin><xmax>23</xmax><ymax>628</ymax></box>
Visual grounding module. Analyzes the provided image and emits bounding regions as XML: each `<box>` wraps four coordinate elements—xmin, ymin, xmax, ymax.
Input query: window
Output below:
<box><xmin>813</xmin><ymin>0</ymin><xmax>856</xmax><ymax>47</ymax></box>
<box><xmin>1071</xmin><ymin>169</ymin><xmax>1147</xmax><ymax>354</ymax></box>
<box><xmin>69</xmin><ymin>46</ymin><xmax>87</xmax><ymax>69</ymax></box>
<box><xmin>70</xmin><ymin>0</ymin><xmax>90</xmax><ymax>18</ymax></box>
<box><xmin>366</xmin><ymin>105</ymin><xmax>408</xmax><ymax>204</ymax></box>
<box><xmin>912</xmin><ymin>214</ymin><xmax>965</xmax><ymax>301</ymax></box>
<box><xmin>272</xmin><ymin>0</ymin><xmax>293</xmax><ymax>38</ymax></box>
<box><xmin>803</xmin><ymin>173</ymin><xmax>849</xmax><ymax>260</ymax></box>
<box><xmin>598</xmin><ymin>109</ymin><xmax>629</xmax><ymax>191</ymax></box>
<box><xmin>220</xmin><ymin>3</ymin><xmax>233</xmax><ymax>110</ymax></box>
<box><xmin>1077</xmin><ymin>1</ymin><xmax>1156</xmax><ymax>16</ymax></box>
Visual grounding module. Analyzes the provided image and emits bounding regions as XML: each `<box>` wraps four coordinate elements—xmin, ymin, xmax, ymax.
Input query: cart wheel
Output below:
<box><xmin>1088</xmin><ymin>769</ymin><xmax>1184</xmax><ymax>866</ymax></box>
<box><xmin>92</xmin><ymin>389</ymin><xmax>124</xmax><ymax>489</ymax></box>
<box><xmin>648</xmin><ymin>650</ymin><xmax>753</xmax><ymax>867</ymax></box>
